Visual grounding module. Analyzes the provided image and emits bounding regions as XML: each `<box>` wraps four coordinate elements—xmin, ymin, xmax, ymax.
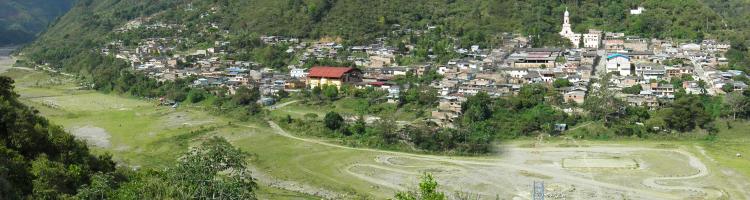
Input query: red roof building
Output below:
<box><xmin>306</xmin><ymin>66</ymin><xmax>362</xmax><ymax>89</ymax></box>
<box><xmin>308</xmin><ymin>66</ymin><xmax>356</xmax><ymax>78</ymax></box>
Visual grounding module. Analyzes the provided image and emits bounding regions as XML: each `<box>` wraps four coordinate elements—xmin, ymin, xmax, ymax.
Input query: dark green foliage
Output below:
<box><xmin>349</xmin><ymin>115</ymin><xmax>366</xmax><ymax>135</ymax></box>
<box><xmin>232</xmin><ymin>86</ymin><xmax>261</xmax><ymax>106</ymax></box>
<box><xmin>322</xmin><ymin>85</ymin><xmax>339</xmax><ymax>101</ymax></box>
<box><xmin>323</xmin><ymin>111</ymin><xmax>344</xmax><ymax>130</ymax></box>
<box><xmin>186</xmin><ymin>88</ymin><xmax>208</xmax><ymax>103</ymax></box>
<box><xmin>722</xmin><ymin>83</ymin><xmax>735</xmax><ymax>93</ymax></box>
<box><xmin>76</xmin><ymin>137</ymin><xmax>258</xmax><ymax>200</ymax></box>
<box><xmin>663</xmin><ymin>95</ymin><xmax>714</xmax><ymax>132</ymax></box>
<box><xmin>394</xmin><ymin>173</ymin><xmax>446</xmax><ymax>200</ymax></box>
<box><xmin>400</xmin><ymin>85</ymin><xmax>438</xmax><ymax>107</ymax></box>
<box><xmin>622</xmin><ymin>84</ymin><xmax>643</xmax><ymax>95</ymax></box>
<box><xmin>553</xmin><ymin>78</ymin><xmax>572</xmax><ymax>88</ymax></box>
<box><xmin>0</xmin><ymin>76</ymin><xmax>116</xmax><ymax>199</ymax></box>
<box><xmin>461</xmin><ymin>92</ymin><xmax>493</xmax><ymax>123</ymax></box>
<box><xmin>370</xmin><ymin>118</ymin><xmax>399</xmax><ymax>145</ymax></box>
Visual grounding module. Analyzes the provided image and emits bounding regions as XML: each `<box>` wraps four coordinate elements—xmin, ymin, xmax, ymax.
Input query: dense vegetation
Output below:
<box><xmin>394</xmin><ymin>173</ymin><xmax>446</xmax><ymax>200</ymax></box>
<box><xmin>0</xmin><ymin>76</ymin><xmax>115</xmax><ymax>199</ymax></box>
<box><xmin>280</xmin><ymin>83</ymin><xmax>576</xmax><ymax>154</ymax></box>
<box><xmin>15</xmin><ymin>0</ymin><xmax>750</xmax><ymax>93</ymax></box>
<box><xmin>0</xmin><ymin>0</ymin><xmax>75</xmax><ymax>45</ymax></box>
<box><xmin>10</xmin><ymin>0</ymin><xmax>750</xmax><ymax>155</ymax></box>
<box><xmin>0</xmin><ymin>76</ymin><xmax>257</xmax><ymax>199</ymax></box>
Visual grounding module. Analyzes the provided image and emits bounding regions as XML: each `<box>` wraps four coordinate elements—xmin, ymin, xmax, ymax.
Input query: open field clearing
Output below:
<box><xmin>3</xmin><ymin>68</ymin><xmax>750</xmax><ymax>199</ymax></box>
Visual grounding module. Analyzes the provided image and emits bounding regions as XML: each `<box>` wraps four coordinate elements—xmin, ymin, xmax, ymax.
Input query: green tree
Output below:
<box><xmin>553</xmin><ymin>78</ymin><xmax>572</xmax><ymax>88</ymax></box>
<box><xmin>0</xmin><ymin>76</ymin><xmax>117</xmax><ymax>199</ymax></box>
<box><xmin>724</xmin><ymin>91</ymin><xmax>749</xmax><ymax>120</ymax></box>
<box><xmin>233</xmin><ymin>86</ymin><xmax>260</xmax><ymax>106</ymax></box>
<box><xmin>322</xmin><ymin>85</ymin><xmax>339</xmax><ymax>101</ymax></box>
<box><xmin>186</xmin><ymin>88</ymin><xmax>208</xmax><ymax>103</ymax></box>
<box><xmin>722</xmin><ymin>83</ymin><xmax>735</xmax><ymax>93</ymax></box>
<box><xmin>664</xmin><ymin>95</ymin><xmax>713</xmax><ymax>132</ymax></box>
<box><xmin>372</xmin><ymin>118</ymin><xmax>399</xmax><ymax>144</ymax></box>
<box><xmin>324</xmin><ymin>111</ymin><xmax>344</xmax><ymax>130</ymax></box>
<box><xmin>461</xmin><ymin>92</ymin><xmax>492</xmax><ymax>123</ymax></box>
<box><xmin>622</xmin><ymin>84</ymin><xmax>643</xmax><ymax>95</ymax></box>
<box><xmin>350</xmin><ymin>115</ymin><xmax>367</xmax><ymax>135</ymax></box>
<box><xmin>171</xmin><ymin>137</ymin><xmax>257</xmax><ymax>199</ymax></box>
<box><xmin>394</xmin><ymin>173</ymin><xmax>446</xmax><ymax>200</ymax></box>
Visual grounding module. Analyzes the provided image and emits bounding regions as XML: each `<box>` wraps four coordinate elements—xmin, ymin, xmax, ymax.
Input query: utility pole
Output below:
<box><xmin>532</xmin><ymin>181</ymin><xmax>545</xmax><ymax>200</ymax></box>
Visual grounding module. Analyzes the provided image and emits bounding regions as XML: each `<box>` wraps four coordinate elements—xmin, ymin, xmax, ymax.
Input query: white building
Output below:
<box><xmin>560</xmin><ymin>9</ymin><xmax>600</xmax><ymax>49</ymax></box>
<box><xmin>290</xmin><ymin>68</ymin><xmax>307</xmax><ymax>78</ymax></box>
<box><xmin>582</xmin><ymin>30</ymin><xmax>602</xmax><ymax>49</ymax></box>
<box><xmin>630</xmin><ymin>7</ymin><xmax>645</xmax><ymax>15</ymax></box>
<box><xmin>606</xmin><ymin>54</ymin><xmax>631</xmax><ymax>76</ymax></box>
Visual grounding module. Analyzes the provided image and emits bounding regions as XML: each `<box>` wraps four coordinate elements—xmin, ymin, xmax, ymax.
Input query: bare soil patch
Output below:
<box><xmin>68</xmin><ymin>125</ymin><xmax>111</xmax><ymax>148</ymax></box>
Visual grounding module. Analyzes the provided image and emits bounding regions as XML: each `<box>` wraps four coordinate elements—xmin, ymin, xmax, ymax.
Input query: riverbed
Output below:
<box><xmin>0</xmin><ymin>46</ymin><xmax>18</xmax><ymax>73</ymax></box>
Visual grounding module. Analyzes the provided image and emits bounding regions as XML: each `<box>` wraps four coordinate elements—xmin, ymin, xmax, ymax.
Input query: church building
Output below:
<box><xmin>560</xmin><ymin>8</ymin><xmax>601</xmax><ymax>49</ymax></box>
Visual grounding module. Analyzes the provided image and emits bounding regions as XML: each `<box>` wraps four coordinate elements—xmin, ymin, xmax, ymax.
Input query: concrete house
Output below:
<box><xmin>306</xmin><ymin>66</ymin><xmax>362</xmax><ymax>89</ymax></box>
<box><xmin>606</xmin><ymin>54</ymin><xmax>632</xmax><ymax>76</ymax></box>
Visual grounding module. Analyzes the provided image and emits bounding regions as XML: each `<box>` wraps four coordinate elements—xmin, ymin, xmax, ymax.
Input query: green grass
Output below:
<box><xmin>256</xmin><ymin>185</ymin><xmax>319</xmax><ymax>200</ymax></box>
<box><xmin>5</xmin><ymin>69</ymin><xmax>750</xmax><ymax>199</ymax></box>
<box><xmin>700</xmin><ymin>121</ymin><xmax>750</xmax><ymax>177</ymax></box>
<box><xmin>227</xmin><ymin>123</ymin><xmax>386</xmax><ymax>198</ymax></box>
<box><xmin>2</xmin><ymin>69</ymin><xmax>377</xmax><ymax>198</ymax></box>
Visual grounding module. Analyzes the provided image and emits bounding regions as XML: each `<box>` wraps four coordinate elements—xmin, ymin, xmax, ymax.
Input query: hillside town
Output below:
<box><xmin>101</xmin><ymin>8</ymin><xmax>747</xmax><ymax>125</ymax></box>
<box><xmin>8</xmin><ymin>1</ymin><xmax>750</xmax><ymax>199</ymax></box>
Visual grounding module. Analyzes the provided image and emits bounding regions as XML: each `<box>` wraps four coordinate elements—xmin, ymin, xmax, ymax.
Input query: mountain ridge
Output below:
<box><xmin>0</xmin><ymin>0</ymin><xmax>76</xmax><ymax>45</ymax></box>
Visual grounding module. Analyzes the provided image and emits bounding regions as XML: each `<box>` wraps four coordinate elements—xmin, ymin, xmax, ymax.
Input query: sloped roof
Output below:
<box><xmin>607</xmin><ymin>53</ymin><xmax>630</xmax><ymax>60</ymax></box>
<box><xmin>308</xmin><ymin>66</ymin><xmax>356</xmax><ymax>78</ymax></box>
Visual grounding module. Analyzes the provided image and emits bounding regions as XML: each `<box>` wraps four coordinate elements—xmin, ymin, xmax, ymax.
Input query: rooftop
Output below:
<box><xmin>308</xmin><ymin>66</ymin><xmax>357</xmax><ymax>78</ymax></box>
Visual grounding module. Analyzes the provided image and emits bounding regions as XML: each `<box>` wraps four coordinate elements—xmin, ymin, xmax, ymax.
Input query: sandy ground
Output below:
<box><xmin>265</xmin><ymin>121</ymin><xmax>748</xmax><ymax>200</ymax></box>
<box><xmin>68</xmin><ymin>125</ymin><xmax>112</xmax><ymax>148</ymax></box>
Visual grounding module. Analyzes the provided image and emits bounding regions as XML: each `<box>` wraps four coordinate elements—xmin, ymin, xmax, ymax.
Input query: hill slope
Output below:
<box><xmin>0</xmin><ymin>76</ymin><xmax>116</xmax><ymax>199</ymax></box>
<box><xmin>0</xmin><ymin>0</ymin><xmax>76</xmax><ymax>45</ymax></box>
<box><xmin>19</xmin><ymin>0</ymin><xmax>750</xmax><ymax>77</ymax></box>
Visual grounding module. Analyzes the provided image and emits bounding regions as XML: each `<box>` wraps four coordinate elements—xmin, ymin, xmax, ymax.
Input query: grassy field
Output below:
<box><xmin>1</xmin><ymin>68</ymin><xmax>321</xmax><ymax>199</ymax></box>
<box><xmin>698</xmin><ymin>121</ymin><xmax>750</xmax><ymax>178</ymax></box>
<box><xmin>3</xmin><ymin>68</ymin><xmax>750</xmax><ymax>199</ymax></box>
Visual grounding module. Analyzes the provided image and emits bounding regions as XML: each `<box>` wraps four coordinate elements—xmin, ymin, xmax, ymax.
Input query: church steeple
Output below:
<box><xmin>560</xmin><ymin>7</ymin><xmax>573</xmax><ymax>35</ymax></box>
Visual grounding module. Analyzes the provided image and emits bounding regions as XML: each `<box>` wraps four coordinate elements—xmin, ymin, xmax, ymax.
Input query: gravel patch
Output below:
<box><xmin>69</xmin><ymin>125</ymin><xmax>111</xmax><ymax>148</ymax></box>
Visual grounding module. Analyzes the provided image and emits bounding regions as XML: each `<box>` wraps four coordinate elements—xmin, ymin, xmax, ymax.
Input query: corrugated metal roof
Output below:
<box><xmin>308</xmin><ymin>66</ymin><xmax>355</xmax><ymax>78</ymax></box>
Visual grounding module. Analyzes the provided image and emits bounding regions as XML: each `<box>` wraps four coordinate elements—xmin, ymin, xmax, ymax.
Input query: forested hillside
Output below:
<box><xmin>0</xmin><ymin>0</ymin><xmax>76</xmax><ymax>45</ymax></box>
<box><xmin>23</xmin><ymin>0</ymin><xmax>750</xmax><ymax>67</ymax></box>
<box><xmin>0</xmin><ymin>76</ymin><xmax>116</xmax><ymax>198</ymax></box>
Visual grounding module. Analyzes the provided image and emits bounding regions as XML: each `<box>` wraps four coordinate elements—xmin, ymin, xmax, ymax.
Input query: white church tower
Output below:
<box><xmin>560</xmin><ymin>8</ymin><xmax>574</xmax><ymax>36</ymax></box>
<box><xmin>559</xmin><ymin>8</ymin><xmax>582</xmax><ymax>48</ymax></box>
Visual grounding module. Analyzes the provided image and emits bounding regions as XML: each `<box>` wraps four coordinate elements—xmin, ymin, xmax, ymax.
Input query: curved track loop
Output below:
<box><xmin>265</xmin><ymin>121</ymin><xmax>723</xmax><ymax>199</ymax></box>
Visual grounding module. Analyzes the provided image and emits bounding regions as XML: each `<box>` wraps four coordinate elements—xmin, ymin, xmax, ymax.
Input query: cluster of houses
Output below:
<box><xmin>101</xmin><ymin>8</ymin><xmax>748</xmax><ymax>126</ymax></box>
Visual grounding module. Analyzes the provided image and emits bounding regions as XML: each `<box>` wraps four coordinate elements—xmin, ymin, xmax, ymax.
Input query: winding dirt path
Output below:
<box><xmin>263</xmin><ymin>121</ymin><xmax>725</xmax><ymax>199</ymax></box>
<box><xmin>641</xmin><ymin>150</ymin><xmax>723</xmax><ymax>199</ymax></box>
<box><xmin>269</xmin><ymin>100</ymin><xmax>299</xmax><ymax>110</ymax></box>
